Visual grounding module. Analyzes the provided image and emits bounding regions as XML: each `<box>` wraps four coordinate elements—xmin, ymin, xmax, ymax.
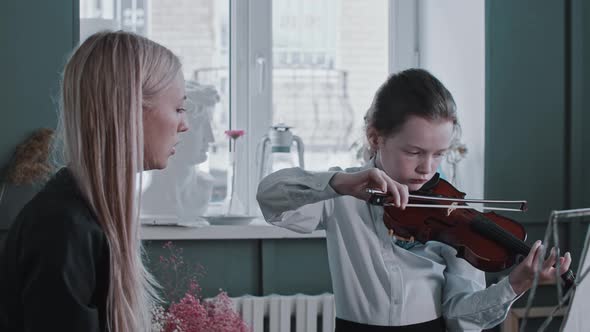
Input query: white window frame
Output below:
<box><xmin>230</xmin><ymin>0</ymin><xmax>273</xmax><ymax>217</ymax></box>
<box><xmin>389</xmin><ymin>0</ymin><xmax>420</xmax><ymax>73</ymax></box>
<box><xmin>230</xmin><ymin>0</ymin><xmax>418</xmax><ymax>217</ymax></box>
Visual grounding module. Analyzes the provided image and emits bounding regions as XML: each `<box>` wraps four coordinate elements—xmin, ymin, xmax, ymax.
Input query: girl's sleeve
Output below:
<box><xmin>439</xmin><ymin>245</ymin><xmax>521</xmax><ymax>332</ymax></box>
<box><xmin>19</xmin><ymin>212</ymin><xmax>107</xmax><ymax>332</ymax></box>
<box><xmin>256</xmin><ymin>167</ymin><xmax>340</xmax><ymax>233</ymax></box>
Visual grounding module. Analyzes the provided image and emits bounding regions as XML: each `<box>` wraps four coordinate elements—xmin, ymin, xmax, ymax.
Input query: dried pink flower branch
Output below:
<box><xmin>151</xmin><ymin>242</ymin><xmax>251</xmax><ymax>332</ymax></box>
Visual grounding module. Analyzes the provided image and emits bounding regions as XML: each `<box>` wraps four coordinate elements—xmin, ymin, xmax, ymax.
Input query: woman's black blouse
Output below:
<box><xmin>0</xmin><ymin>168</ymin><xmax>110</xmax><ymax>332</ymax></box>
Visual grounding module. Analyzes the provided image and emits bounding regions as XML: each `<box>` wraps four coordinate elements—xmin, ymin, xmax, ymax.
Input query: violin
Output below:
<box><xmin>367</xmin><ymin>173</ymin><xmax>576</xmax><ymax>290</ymax></box>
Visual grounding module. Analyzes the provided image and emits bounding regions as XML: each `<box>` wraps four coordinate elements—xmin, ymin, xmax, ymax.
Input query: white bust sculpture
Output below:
<box><xmin>141</xmin><ymin>81</ymin><xmax>219</xmax><ymax>226</ymax></box>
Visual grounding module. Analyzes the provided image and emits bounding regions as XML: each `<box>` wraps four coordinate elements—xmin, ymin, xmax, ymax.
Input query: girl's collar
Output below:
<box><xmin>363</xmin><ymin>156</ymin><xmax>378</xmax><ymax>170</ymax></box>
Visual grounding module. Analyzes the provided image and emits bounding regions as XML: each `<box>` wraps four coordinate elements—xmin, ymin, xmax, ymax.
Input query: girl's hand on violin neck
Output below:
<box><xmin>508</xmin><ymin>240</ymin><xmax>572</xmax><ymax>295</ymax></box>
<box><xmin>329</xmin><ymin>169</ymin><xmax>409</xmax><ymax>209</ymax></box>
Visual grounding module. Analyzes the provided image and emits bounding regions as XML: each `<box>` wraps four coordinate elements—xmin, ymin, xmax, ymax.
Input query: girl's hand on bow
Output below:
<box><xmin>508</xmin><ymin>240</ymin><xmax>572</xmax><ymax>295</ymax></box>
<box><xmin>329</xmin><ymin>168</ymin><xmax>409</xmax><ymax>209</ymax></box>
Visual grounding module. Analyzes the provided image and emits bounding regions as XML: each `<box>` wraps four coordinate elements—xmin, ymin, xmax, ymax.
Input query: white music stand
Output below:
<box><xmin>518</xmin><ymin>208</ymin><xmax>590</xmax><ymax>332</ymax></box>
<box><xmin>560</xmin><ymin>210</ymin><xmax>590</xmax><ymax>332</ymax></box>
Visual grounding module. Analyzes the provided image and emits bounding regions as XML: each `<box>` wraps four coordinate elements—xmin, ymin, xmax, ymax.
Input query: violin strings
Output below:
<box><xmin>471</xmin><ymin>216</ymin><xmax>530</xmax><ymax>255</ymax></box>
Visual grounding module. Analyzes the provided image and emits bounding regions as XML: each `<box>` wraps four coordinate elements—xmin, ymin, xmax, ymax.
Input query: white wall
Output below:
<box><xmin>418</xmin><ymin>0</ymin><xmax>485</xmax><ymax>199</ymax></box>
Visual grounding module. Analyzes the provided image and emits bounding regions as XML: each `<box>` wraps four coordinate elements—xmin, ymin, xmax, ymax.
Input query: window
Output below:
<box><xmin>80</xmin><ymin>0</ymin><xmax>232</xmax><ymax>218</ymax></box>
<box><xmin>79</xmin><ymin>1</ymin><xmax>486</xmax><ymax>223</ymax></box>
<box><xmin>236</xmin><ymin>0</ymin><xmax>399</xmax><ymax>217</ymax></box>
<box><xmin>270</xmin><ymin>0</ymin><xmax>388</xmax><ymax>171</ymax></box>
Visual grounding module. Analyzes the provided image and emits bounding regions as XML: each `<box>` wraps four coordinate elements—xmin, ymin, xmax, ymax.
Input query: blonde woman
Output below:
<box><xmin>0</xmin><ymin>31</ymin><xmax>189</xmax><ymax>331</ymax></box>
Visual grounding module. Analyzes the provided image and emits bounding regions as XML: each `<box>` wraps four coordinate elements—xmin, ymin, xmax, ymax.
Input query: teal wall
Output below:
<box><xmin>0</xmin><ymin>1</ymin><xmax>78</xmax><ymax>231</ymax></box>
<box><xmin>144</xmin><ymin>239</ymin><xmax>332</xmax><ymax>299</ymax></box>
<box><xmin>569</xmin><ymin>0</ymin><xmax>590</xmax><ymax>264</ymax></box>
<box><xmin>486</xmin><ymin>0</ymin><xmax>590</xmax><ymax>267</ymax></box>
<box><xmin>486</xmin><ymin>0</ymin><xmax>590</xmax><ymax>330</ymax></box>
<box><xmin>486</xmin><ymin>0</ymin><xmax>566</xmax><ymax>222</ymax></box>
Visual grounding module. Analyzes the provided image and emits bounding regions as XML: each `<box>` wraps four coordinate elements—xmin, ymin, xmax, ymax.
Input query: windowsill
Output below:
<box><xmin>140</xmin><ymin>217</ymin><xmax>326</xmax><ymax>240</ymax></box>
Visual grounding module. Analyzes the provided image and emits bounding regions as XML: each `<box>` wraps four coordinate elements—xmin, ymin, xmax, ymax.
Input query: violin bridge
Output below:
<box><xmin>446</xmin><ymin>202</ymin><xmax>459</xmax><ymax>216</ymax></box>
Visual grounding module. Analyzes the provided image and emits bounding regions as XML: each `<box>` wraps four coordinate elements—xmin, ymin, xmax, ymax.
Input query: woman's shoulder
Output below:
<box><xmin>12</xmin><ymin>168</ymin><xmax>104</xmax><ymax>240</ymax></box>
<box><xmin>2</xmin><ymin>169</ymin><xmax>108</xmax><ymax>272</ymax></box>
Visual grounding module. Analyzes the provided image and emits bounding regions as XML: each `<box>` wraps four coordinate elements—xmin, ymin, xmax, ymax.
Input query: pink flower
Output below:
<box><xmin>155</xmin><ymin>287</ymin><xmax>251</xmax><ymax>332</ymax></box>
<box><xmin>157</xmin><ymin>291</ymin><xmax>250</xmax><ymax>332</ymax></box>
<box><xmin>165</xmin><ymin>293</ymin><xmax>209</xmax><ymax>332</ymax></box>
<box><xmin>152</xmin><ymin>242</ymin><xmax>251</xmax><ymax>332</ymax></box>
<box><xmin>204</xmin><ymin>292</ymin><xmax>250</xmax><ymax>332</ymax></box>
<box><xmin>224</xmin><ymin>130</ymin><xmax>245</xmax><ymax>139</ymax></box>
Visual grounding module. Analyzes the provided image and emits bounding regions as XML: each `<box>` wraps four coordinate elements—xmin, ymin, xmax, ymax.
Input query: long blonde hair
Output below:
<box><xmin>58</xmin><ymin>31</ymin><xmax>182</xmax><ymax>331</ymax></box>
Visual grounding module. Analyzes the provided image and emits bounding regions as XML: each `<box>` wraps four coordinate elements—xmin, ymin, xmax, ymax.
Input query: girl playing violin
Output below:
<box><xmin>257</xmin><ymin>68</ymin><xmax>572</xmax><ymax>332</ymax></box>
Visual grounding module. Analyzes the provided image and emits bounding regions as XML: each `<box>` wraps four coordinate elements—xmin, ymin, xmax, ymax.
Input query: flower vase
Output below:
<box><xmin>225</xmin><ymin>139</ymin><xmax>245</xmax><ymax>216</ymax></box>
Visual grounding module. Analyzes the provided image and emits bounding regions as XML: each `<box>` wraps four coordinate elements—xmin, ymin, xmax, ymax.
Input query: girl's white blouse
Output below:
<box><xmin>256</xmin><ymin>162</ymin><xmax>520</xmax><ymax>331</ymax></box>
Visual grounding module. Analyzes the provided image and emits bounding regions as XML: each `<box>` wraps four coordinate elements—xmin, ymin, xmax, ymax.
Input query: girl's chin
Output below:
<box><xmin>407</xmin><ymin>184</ymin><xmax>424</xmax><ymax>191</ymax></box>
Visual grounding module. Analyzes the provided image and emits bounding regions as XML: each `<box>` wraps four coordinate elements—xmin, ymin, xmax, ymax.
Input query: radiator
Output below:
<box><xmin>231</xmin><ymin>294</ymin><xmax>335</xmax><ymax>332</ymax></box>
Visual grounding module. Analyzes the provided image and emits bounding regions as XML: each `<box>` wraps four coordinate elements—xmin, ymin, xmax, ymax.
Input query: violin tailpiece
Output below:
<box><xmin>387</xmin><ymin>228</ymin><xmax>415</xmax><ymax>243</ymax></box>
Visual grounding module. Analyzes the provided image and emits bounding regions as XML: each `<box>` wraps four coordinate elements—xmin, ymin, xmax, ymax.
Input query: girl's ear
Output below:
<box><xmin>366</xmin><ymin>126</ymin><xmax>380</xmax><ymax>152</ymax></box>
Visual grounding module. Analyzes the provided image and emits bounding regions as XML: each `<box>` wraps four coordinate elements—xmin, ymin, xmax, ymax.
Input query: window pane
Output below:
<box><xmin>80</xmin><ymin>0</ymin><xmax>230</xmax><ymax>215</ymax></box>
<box><xmin>272</xmin><ymin>0</ymin><xmax>389</xmax><ymax>171</ymax></box>
<box><xmin>148</xmin><ymin>0</ymin><xmax>230</xmax><ymax>206</ymax></box>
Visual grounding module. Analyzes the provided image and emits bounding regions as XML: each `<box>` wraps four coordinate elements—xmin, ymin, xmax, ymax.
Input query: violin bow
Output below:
<box><xmin>366</xmin><ymin>188</ymin><xmax>528</xmax><ymax>212</ymax></box>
